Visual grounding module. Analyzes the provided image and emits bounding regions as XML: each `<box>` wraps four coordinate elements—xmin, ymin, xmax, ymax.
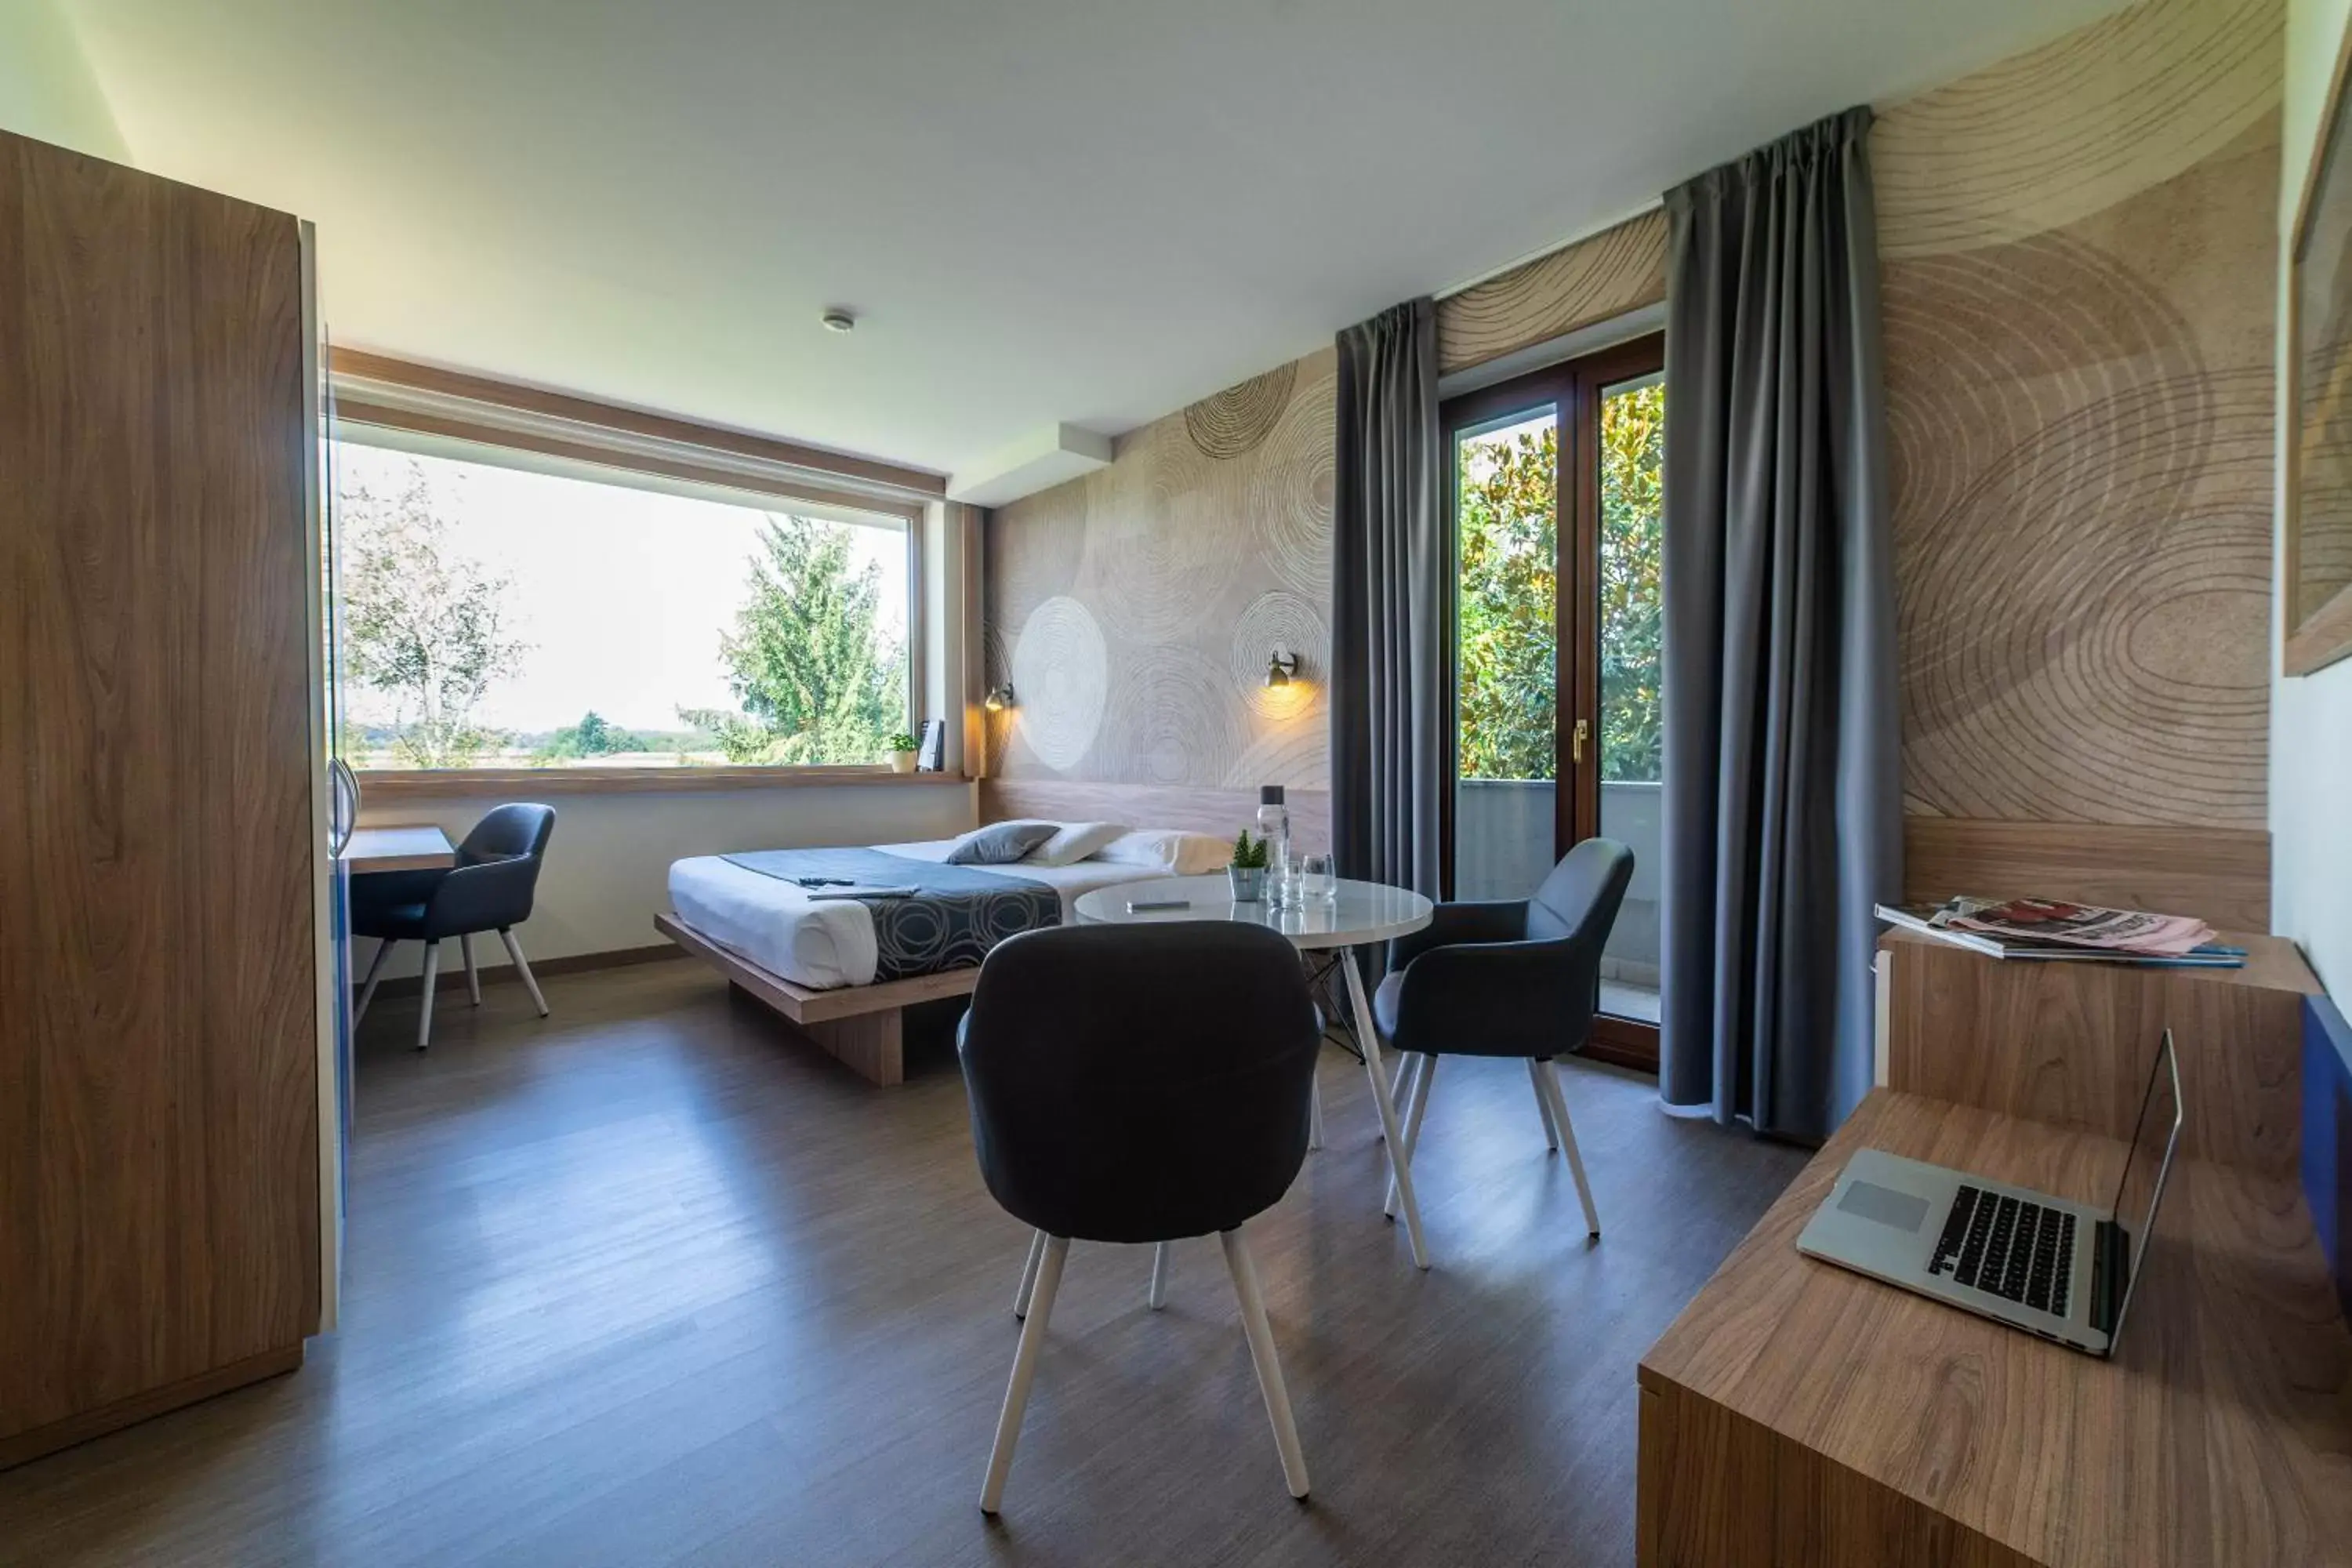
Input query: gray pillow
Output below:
<box><xmin>943</xmin><ymin>819</ymin><xmax>1057</xmax><ymax>866</ymax></box>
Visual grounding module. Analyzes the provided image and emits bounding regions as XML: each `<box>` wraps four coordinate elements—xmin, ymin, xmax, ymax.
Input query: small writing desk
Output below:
<box><xmin>339</xmin><ymin>825</ymin><xmax>455</xmax><ymax>875</ymax></box>
<box><xmin>1639</xmin><ymin>934</ymin><xmax>2352</xmax><ymax>1566</ymax></box>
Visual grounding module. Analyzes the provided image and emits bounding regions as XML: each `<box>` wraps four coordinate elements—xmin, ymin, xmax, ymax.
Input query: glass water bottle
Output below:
<box><xmin>1257</xmin><ymin>785</ymin><xmax>1294</xmax><ymax>910</ymax></box>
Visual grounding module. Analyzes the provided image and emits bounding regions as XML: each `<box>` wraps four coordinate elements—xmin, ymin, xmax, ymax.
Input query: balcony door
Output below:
<box><xmin>1442</xmin><ymin>335</ymin><xmax>1664</xmax><ymax>1068</ymax></box>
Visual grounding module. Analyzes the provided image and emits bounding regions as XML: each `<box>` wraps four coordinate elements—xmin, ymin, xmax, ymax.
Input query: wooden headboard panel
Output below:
<box><xmin>979</xmin><ymin>780</ymin><xmax>1332</xmax><ymax>855</ymax></box>
<box><xmin>1902</xmin><ymin>818</ymin><xmax>2271</xmax><ymax>933</ymax></box>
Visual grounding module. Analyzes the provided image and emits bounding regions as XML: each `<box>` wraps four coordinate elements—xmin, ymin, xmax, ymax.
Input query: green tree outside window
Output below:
<box><xmin>340</xmin><ymin>460</ymin><xmax>527</xmax><ymax>768</ymax></box>
<box><xmin>1456</xmin><ymin>380</ymin><xmax>1664</xmax><ymax>784</ymax></box>
<box><xmin>680</xmin><ymin>515</ymin><xmax>904</xmax><ymax>764</ymax></box>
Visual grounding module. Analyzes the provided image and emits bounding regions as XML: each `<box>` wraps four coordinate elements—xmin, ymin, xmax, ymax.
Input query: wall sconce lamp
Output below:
<box><xmin>983</xmin><ymin>683</ymin><xmax>1016</xmax><ymax>712</ymax></box>
<box><xmin>1265</xmin><ymin>648</ymin><xmax>1300</xmax><ymax>689</ymax></box>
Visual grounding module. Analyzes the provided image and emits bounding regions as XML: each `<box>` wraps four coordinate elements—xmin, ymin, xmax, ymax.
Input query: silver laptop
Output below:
<box><xmin>1796</xmin><ymin>1029</ymin><xmax>2182</xmax><ymax>1357</ymax></box>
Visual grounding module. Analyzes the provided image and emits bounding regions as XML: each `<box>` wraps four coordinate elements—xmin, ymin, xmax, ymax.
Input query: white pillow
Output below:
<box><xmin>1096</xmin><ymin>828</ymin><xmax>1232</xmax><ymax>877</ymax></box>
<box><xmin>1025</xmin><ymin>821</ymin><xmax>1130</xmax><ymax>868</ymax></box>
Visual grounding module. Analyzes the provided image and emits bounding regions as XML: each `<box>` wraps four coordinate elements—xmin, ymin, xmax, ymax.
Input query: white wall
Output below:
<box><xmin>0</xmin><ymin>0</ymin><xmax>126</xmax><ymax>162</ymax></box>
<box><xmin>356</xmin><ymin>782</ymin><xmax>976</xmax><ymax>980</ymax></box>
<box><xmin>2276</xmin><ymin>0</ymin><xmax>2352</xmax><ymax>993</ymax></box>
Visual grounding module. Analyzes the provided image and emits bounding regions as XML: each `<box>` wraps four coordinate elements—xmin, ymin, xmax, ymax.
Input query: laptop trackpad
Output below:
<box><xmin>1838</xmin><ymin>1181</ymin><xmax>1931</xmax><ymax>1232</ymax></box>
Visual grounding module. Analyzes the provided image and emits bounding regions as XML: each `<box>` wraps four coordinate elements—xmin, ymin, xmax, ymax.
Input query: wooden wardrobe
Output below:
<box><xmin>0</xmin><ymin>128</ymin><xmax>328</xmax><ymax>1467</ymax></box>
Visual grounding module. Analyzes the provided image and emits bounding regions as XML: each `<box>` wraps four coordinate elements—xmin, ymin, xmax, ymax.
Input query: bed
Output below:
<box><xmin>657</xmin><ymin>830</ymin><xmax>1222</xmax><ymax>1084</ymax></box>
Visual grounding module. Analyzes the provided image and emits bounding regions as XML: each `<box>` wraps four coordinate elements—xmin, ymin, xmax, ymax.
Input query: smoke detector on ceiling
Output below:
<box><xmin>820</xmin><ymin>308</ymin><xmax>857</xmax><ymax>334</ymax></box>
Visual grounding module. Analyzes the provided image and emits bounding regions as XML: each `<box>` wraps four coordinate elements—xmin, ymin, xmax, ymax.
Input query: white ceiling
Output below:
<box><xmin>64</xmin><ymin>0</ymin><xmax>2122</xmax><ymax>479</ymax></box>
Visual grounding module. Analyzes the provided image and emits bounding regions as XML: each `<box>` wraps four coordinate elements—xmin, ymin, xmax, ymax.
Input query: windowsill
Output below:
<box><xmin>354</xmin><ymin>766</ymin><xmax>972</xmax><ymax>800</ymax></box>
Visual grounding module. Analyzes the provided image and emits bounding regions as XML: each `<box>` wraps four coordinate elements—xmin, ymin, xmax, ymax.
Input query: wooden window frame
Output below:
<box><xmin>328</xmin><ymin>352</ymin><xmax>945</xmax><ymax>795</ymax></box>
<box><xmin>1440</xmin><ymin>333</ymin><xmax>1666</xmax><ymax>1073</ymax></box>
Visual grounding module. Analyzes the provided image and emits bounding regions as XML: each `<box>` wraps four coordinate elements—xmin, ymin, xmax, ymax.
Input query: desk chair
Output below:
<box><xmin>960</xmin><ymin>921</ymin><xmax>1321</xmax><ymax>1512</ymax></box>
<box><xmin>352</xmin><ymin>804</ymin><xmax>557</xmax><ymax>1049</ymax></box>
<box><xmin>1372</xmin><ymin>837</ymin><xmax>1634</xmax><ymax>1240</ymax></box>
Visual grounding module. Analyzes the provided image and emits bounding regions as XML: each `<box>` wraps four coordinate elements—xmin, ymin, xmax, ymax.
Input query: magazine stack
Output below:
<box><xmin>1872</xmin><ymin>896</ymin><xmax>2245</xmax><ymax>968</ymax></box>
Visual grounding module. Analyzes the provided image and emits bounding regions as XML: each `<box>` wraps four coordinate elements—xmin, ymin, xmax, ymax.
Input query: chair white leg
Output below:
<box><xmin>1148</xmin><ymin>1241</ymin><xmax>1171</xmax><ymax>1310</ymax></box>
<box><xmin>1342</xmin><ymin>950</ymin><xmax>1428</xmax><ymax>1269</ymax></box>
<box><xmin>461</xmin><ymin>932</ymin><xmax>482</xmax><ymax>1006</ymax></box>
<box><xmin>499</xmin><ymin>927</ymin><xmax>550</xmax><ymax>1017</ymax></box>
<box><xmin>1526</xmin><ymin>1058</ymin><xmax>1561</xmax><ymax>1151</ymax></box>
<box><xmin>415</xmin><ymin>941</ymin><xmax>441</xmax><ymax>1051</ymax></box>
<box><xmin>1012</xmin><ymin>1229</ymin><xmax>1046</xmax><ymax>1319</ymax></box>
<box><xmin>1220</xmin><ymin>1225</ymin><xmax>1308</xmax><ymax>1500</ymax></box>
<box><xmin>353</xmin><ymin>938</ymin><xmax>395</xmax><ymax>1027</ymax></box>
<box><xmin>981</xmin><ymin>1233</ymin><xmax>1069</xmax><ymax>1514</ymax></box>
<box><xmin>1308</xmin><ymin>1070</ymin><xmax>1324</xmax><ymax>1152</ymax></box>
<box><xmin>1537</xmin><ymin>1061</ymin><xmax>1601</xmax><ymax>1237</ymax></box>
<box><xmin>1384</xmin><ymin>1054</ymin><xmax>1436</xmax><ymax>1218</ymax></box>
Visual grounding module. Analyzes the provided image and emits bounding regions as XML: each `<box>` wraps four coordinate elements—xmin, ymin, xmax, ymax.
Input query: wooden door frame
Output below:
<box><xmin>1563</xmin><ymin>336</ymin><xmax>1664</xmax><ymax>1070</ymax></box>
<box><xmin>1439</xmin><ymin>334</ymin><xmax>1666</xmax><ymax>1073</ymax></box>
<box><xmin>1439</xmin><ymin>363</ymin><xmax>1576</xmax><ymax>902</ymax></box>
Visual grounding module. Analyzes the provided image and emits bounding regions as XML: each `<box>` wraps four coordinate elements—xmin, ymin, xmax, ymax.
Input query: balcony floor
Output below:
<box><xmin>1600</xmin><ymin>979</ymin><xmax>1661</xmax><ymax>1025</ymax></box>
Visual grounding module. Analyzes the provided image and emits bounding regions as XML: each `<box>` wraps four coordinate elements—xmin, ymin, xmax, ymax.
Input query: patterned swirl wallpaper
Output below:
<box><xmin>985</xmin><ymin>350</ymin><xmax>1336</xmax><ymax>789</ymax></box>
<box><xmin>1436</xmin><ymin>209</ymin><xmax>1668</xmax><ymax>376</ymax></box>
<box><xmin>986</xmin><ymin>0</ymin><xmax>2279</xmax><ymax>833</ymax></box>
<box><xmin>1877</xmin><ymin>0</ymin><xmax>2281</xmax><ymax>829</ymax></box>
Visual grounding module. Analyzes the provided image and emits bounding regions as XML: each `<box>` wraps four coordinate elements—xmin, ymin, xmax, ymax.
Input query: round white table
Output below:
<box><xmin>1073</xmin><ymin>873</ymin><xmax>1439</xmax><ymax>1268</ymax></box>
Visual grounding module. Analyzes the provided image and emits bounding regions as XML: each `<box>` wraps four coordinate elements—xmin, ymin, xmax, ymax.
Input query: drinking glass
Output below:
<box><xmin>1301</xmin><ymin>853</ymin><xmax>1337</xmax><ymax>907</ymax></box>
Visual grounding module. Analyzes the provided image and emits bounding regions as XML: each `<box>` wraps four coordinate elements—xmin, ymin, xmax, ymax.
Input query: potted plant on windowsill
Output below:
<box><xmin>1228</xmin><ymin>829</ymin><xmax>1270</xmax><ymax>902</ymax></box>
<box><xmin>885</xmin><ymin>731</ymin><xmax>920</xmax><ymax>774</ymax></box>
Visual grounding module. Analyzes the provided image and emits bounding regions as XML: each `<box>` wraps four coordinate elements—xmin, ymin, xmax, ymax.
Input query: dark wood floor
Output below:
<box><xmin>0</xmin><ymin>960</ymin><xmax>1806</xmax><ymax>1567</ymax></box>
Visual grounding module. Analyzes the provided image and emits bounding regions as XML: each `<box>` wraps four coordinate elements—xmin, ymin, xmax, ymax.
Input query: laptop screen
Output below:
<box><xmin>2106</xmin><ymin>1029</ymin><xmax>2184</xmax><ymax>1331</ymax></box>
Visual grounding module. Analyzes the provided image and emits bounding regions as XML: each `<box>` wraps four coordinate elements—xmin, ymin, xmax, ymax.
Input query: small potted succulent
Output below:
<box><xmin>1228</xmin><ymin>829</ymin><xmax>1270</xmax><ymax>902</ymax></box>
<box><xmin>885</xmin><ymin>731</ymin><xmax>920</xmax><ymax>773</ymax></box>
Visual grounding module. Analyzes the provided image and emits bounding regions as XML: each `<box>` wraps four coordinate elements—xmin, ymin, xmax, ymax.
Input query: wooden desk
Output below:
<box><xmin>339</xmin><ymin>825</ymin><xmax>455</xmax><ymax>874</ymax></box>
<box><xmin>1639</xmin><ymin>1090</ymin><xmax>2352</xmax><ymax>1566</ymax></box>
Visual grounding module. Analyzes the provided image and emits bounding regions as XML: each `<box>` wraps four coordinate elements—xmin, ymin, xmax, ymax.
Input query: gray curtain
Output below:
<box><xmin>1332</xmin><ymin>298</ymin><xmax>1443</xmax><ymax>898</ymax></box>
<box><xmin>1657</xmin><ymin>106</ymin><xmax>1900</xmax><ymax>1142</ymax></box>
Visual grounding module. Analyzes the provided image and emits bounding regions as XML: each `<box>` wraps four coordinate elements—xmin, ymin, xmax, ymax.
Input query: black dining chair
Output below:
<box><xmin>1371</xmin><ymin>837</ymin><xmax>1635</xmax><ymax>1240</ymax></box>
<box><xmin>960</xmin><ymin>921</ymin><xmax>1321</xmax><ymax>1512</ymax></box>
<box><xmin>352</xmin><ymin>804</ymin><xmax>557</xmax><ymax>1050</ymax></box>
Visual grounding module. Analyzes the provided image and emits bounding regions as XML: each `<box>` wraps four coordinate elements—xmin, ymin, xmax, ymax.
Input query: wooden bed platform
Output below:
<box><xmin>655</xmin><ymin>912</ymin><xmax>978</xmax><ymax>1086</ymax></box>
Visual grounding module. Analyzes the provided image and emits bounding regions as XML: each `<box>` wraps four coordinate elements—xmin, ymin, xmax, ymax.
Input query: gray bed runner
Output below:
<box><xmin>720</xmin><ymin>848</ymin><xmax>1061</xmax><ymax>982</ymax></box>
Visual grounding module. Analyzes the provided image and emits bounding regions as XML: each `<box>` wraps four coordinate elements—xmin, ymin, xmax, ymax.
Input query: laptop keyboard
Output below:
<box><xmin>1928</xmin><ymin>1185</ymin><xmax>2074</xmax><ymax>1317</ymax></box>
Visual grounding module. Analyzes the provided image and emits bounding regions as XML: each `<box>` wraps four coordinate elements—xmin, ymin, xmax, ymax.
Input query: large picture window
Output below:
<box><xmin>332</xmin><ymin>437</ymin><xmax>913</xmax><ymax>772</ymax></box>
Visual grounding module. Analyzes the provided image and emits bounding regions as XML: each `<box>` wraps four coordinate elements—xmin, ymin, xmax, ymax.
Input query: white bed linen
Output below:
<box><xmin>666</xmin><ymin>839</ymin><xmax>1176</xmax><ymax>990</ymax></box>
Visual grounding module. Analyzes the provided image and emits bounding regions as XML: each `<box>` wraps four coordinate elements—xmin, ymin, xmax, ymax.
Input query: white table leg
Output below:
<box><xmin>1148</xmin><ymin>1240</ymin><xmax>1171</xmax><ymax>1310</ymax></box>
<box><xmin>1308</xmin><ymin>1070</ymin><xmax>1324</xmax><ymax>1151</ymax></box>
<box><xmin>1385</xmin><ymin>1054</ymin><xmax>1435</xmax><ymax>1219</ymax></box>
<box><xmin>1340</xmin><ymin>949</ymin><xmax>1428</xmax><ymax>1269</ymax></box>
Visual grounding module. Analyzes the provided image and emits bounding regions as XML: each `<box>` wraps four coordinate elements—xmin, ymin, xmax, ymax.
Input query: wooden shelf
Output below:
<box><xmin>1879</xmin><ymin>927</ymin><xmax>2318</xmax><ymax>1183</ymax></box>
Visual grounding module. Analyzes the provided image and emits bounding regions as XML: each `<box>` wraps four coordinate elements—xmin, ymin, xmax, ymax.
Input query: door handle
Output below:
<box><xmin>329</xmin><ymin>757</ymin><xmax>360</xmax><ymax>855</ymax></box>
<box><xmin>1571</xmin><ymin>719</ymin><xmax>1590</xmax><ymax>765</ymax></box>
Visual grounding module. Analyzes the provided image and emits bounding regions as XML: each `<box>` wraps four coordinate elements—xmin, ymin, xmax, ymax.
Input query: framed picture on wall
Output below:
<box><xmin>2288</xmin><ymin>11</ymin><xmax>2352</xmax><ymax>676</ymax></box>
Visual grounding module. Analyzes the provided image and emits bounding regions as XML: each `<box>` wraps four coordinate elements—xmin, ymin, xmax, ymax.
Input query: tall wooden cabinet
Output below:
<box><xmin>0</xmin><ymin>129</ymin><xmax>326</xmax><ymax>1467</ymax></box>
